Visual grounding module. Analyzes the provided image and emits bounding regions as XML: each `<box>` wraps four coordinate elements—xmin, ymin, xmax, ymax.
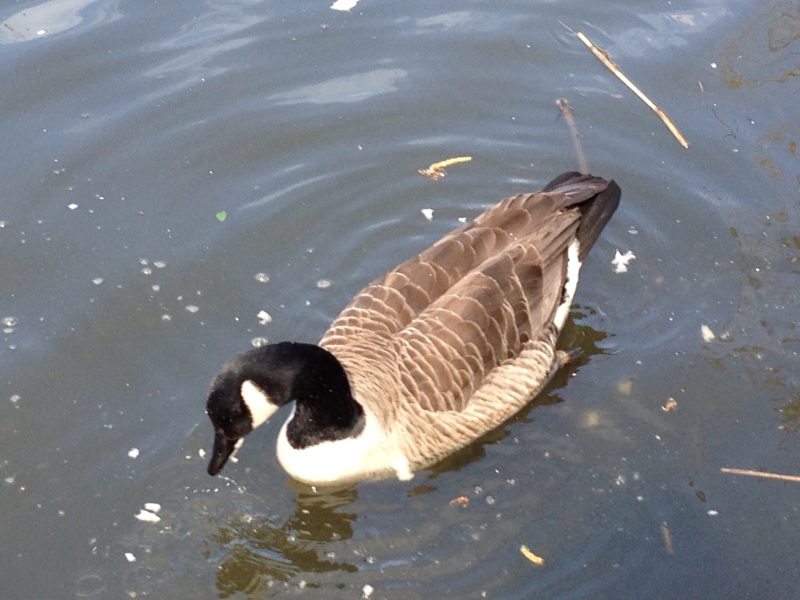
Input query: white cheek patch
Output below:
<box><xmin>553</xmin><ymin>239</ymin><xmax>582</xmax><ymax>332</ymax></box>
<box><xmin>241</xmin><ymin>380</ymin><xmax>279</xmax><ymax>429</ymax></box>
<box><xmin>229</xmin><ymin>437</ymin><xmax>245</xmax><ymax>463</ymax></box>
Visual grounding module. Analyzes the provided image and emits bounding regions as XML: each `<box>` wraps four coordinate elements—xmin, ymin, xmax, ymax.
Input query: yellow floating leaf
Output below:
<box><xmin>419</xmin><ymin>156</ymin><xmax>472</xmax><ymax>180</ymax></box>
<box><xmin>520</xmin><ymin>545</ymin><xmax>545</xmax><ymax>566</ymax></box>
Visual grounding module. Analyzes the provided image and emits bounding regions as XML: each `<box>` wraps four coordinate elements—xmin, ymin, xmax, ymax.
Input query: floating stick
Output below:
<box><xmin>557</xmin><ymin>99</ymin><xmax>589</xmax><ymax>174</ymax></box>
<box><xmin>575</xmin><ymin>31</ymin><xmax>689</xmax><ymax>149</ymax></box>
<box><xmin>721</xmin><ymin>467</ymin><xmax>800</xmax><ymax>483</ymax></box>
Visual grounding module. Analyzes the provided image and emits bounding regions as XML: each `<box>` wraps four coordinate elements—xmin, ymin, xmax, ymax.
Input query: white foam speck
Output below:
<box><xmin>134</xmin><ymin>509</ymin><xmax>161</xmax><ymax>523</ymax></box>
<box><xmin>185</xmin><ymin>305</ymin><xmax>199</xmax><ymax>313</ymax></box>
<box><xmin>127</xmin><ymin>448</ymin><xmax>139</xmax><ymax>459</ymax></box>
<box><xmin>92</xmin><ymin>278</ymin><xmax>103</xmax><ymax>285</ymax></box>
<box><xmin>331</xmin><ymin>0</ymin><xmax>360</xmax><ymax>10</ymax></box>
<box><xmin>611</xmin><ymin>250</ymin><xmax>636</xmax><ymax>273</ymax></box>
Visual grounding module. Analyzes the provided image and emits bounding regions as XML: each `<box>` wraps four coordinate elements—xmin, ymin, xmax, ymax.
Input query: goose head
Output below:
<box><xmin>205</xmin><ymin>341</ymin><xmax>363</xmax><ymax>476</ymax></box>
<box><xmin>205</xmin><ymin>348</ymin><xmax>289</xmax><ymax>476</ymax></box>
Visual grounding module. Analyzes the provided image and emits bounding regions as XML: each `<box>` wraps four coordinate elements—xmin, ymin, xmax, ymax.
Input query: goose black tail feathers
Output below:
<box><xmin>544</xmin><ymin>171</ymin><xmax>621</xmax><ymax>261</ymax></box>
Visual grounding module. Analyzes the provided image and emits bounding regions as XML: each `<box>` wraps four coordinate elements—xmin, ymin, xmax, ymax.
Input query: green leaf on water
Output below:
<box><xmin>216</xmin><ymin>211</ymin><xmax>227</xmax><ymax>222</ymax></box>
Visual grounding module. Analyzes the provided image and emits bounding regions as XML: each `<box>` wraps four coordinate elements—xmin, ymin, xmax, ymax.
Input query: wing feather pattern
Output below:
<box><xmin>319</xmin><ymin>172</ymin><xmax>619</xmax><ymax>450</ymax></box>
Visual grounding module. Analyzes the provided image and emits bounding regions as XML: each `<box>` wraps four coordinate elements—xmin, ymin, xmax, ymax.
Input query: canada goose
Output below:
<box><xmin>206</xmin><ymin>171</ymin><xmax>620</xmax><ymax>485</ymax></box>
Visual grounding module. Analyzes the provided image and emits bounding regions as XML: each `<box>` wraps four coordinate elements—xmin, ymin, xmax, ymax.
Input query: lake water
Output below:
<box><xmin>2</xmin><ymin>0</ymin><xmax>799</xmax><ymax>598</ymax></box>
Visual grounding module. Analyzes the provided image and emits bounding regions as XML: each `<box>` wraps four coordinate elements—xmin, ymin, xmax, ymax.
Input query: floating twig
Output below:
<box><xmin>721</xmin><ymin>467</ymin><xmax>800</xmax><ymax>483</ymax></box>
<box><xmin>660</xmin><ymin>522</ymin><xmax>674</xmax><ymax>554</ymax></box>
<box><xmin>419</xmin><ymin>156</ymin><xmax>472</xmax><ymax>180</ymax></box>
<box><xmin>557</xmin><ymin>99</ymin><xmax>589</xmax><ymax>174</ymax></box>
<box><xmin>575</xmin><ymin>31</ymin><xmax>689</xmax><ymax>149</ymax></box>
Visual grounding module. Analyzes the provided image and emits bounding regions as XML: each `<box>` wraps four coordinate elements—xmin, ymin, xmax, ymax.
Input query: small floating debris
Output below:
<box><xmin>449</xmin><ymin>495</ymin><xmax>470</xmax><ymax>506</ymax></box>
<box><xmin>421</xmin><ymin>208</ymin><xmax>434</xmax><ymax>221</ymax></box>
<box><xmin>257</xmin><ymin>310</ymin><xmax>272</xmax><ymax>325</ymax></box>
<box><xmin>254</xmin><ymin>273</ymin><xmax>270</xmax><ymax>284</ymax></box>
<box><xmin>701</xmin><ymin>325</ymin><xmax>715</xmax><ymax>343</ymax></box>
<box><xmin>68</xmin><ymin>203</ymin><xmax>78</xmax><ymax>210</ymax></box>
<box><xmin>612</xmin><ymin>250</ymin><xmax>635</xmax><ymax>273</ymax></box>
<box><xmin>2</xmin><ymin>316</ymin><xmax>18</xmax><ymax>328</ymax></box>
<box><xmin>134</xmin><ymin>509</ymin><xmax>161</xmax><ymax>523</ymax></box>
<box><xmin>185</xmin><ymin>305</ymin><xmax>199</xmax><ymax>313</ymax></box>
<box><xmin>419</xmin><ymin>156</ymin><xmax>472</xmax><ymax>180</ymax></box>
<box><xmin>124</xmin><ymin>552</ymin><xmax>136</xmax><ymax>563</ymax></box>
<box><xmin>520</xmin><ymin>545</ymin><xmax>545</xmax><ymax>566</ymax></box>
<box><xmin>127</xmin><ymin>448</ymin><xmax>139</xmax><ymax>459</ymax></box>
<box><xmin>216</xmin><ymin>211</ymin><xmax>228</xmax><ymax>222</ymax></box>
<box><xmin>660</xmin><ymin>522</ymin><xmax>674</xmax><ymax>554</ymax></box>
<box><xmin>331</xmin><ymin>0</ymin><xmax>361</xmax><ymax>10</ymax></box>
<box><xmin>362</xmin><ymin>584</ymin><xmax>374</xmax><ymax>599</ymax></box>
<box><xmin>662</xmin><ymin>398</ymin><xmax>678</xmax><ymax>412</ymax></box>
<box><xmin>251</xmin><ymin>337</ymin><xmax>268</xmax><ymax>347</ymax></box>
<box><xmin>198</xmin><ymin>448</ymin><xmax>207</xmax><ymax>458</ymax></box>
<box><xmin>316</xmin><ymin>278</ymin><xmax>333</xmax><ymax>289</ymax></box>
<box><xmin>92</xmin><ymin>277</ymin><xmax>103</xmax><ymax>285</ymax></box>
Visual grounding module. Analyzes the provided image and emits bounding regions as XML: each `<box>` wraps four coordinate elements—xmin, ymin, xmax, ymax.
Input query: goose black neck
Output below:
<box><xmin>257</xmin><ymin>342</ymin><xmax>365</xmax><ymax>449</ymax></box>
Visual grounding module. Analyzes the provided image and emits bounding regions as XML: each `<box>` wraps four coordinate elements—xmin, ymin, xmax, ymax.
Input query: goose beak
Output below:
<box><xmin>208</xmin><ymin>433</ymin><xmax>242</xmax><ymax>476</ymax></box>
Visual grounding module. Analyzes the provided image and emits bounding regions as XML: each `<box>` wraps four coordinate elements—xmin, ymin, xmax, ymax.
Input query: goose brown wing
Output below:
<box><xmin>320</xmin><ymin>173</ymin><xmax>618</xmax><ymax>414</ymax></box>
<box><xmin>321</xmin><ymin>188</ymin><xmax>583</xmax><ymax>342</ymax></box>
<box><xmin>397</xmin><ymin>207</ymin><xmax>581</xmax><ymax>413</ymax></box>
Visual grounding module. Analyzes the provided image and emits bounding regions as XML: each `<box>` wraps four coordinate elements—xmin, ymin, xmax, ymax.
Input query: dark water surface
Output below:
<box><xmin>2</xmin><ymin>0</ymin><xmax>799</xmax><ymax>598</ymax></box>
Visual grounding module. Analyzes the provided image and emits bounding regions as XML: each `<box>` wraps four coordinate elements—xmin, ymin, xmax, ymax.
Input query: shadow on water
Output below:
<box><xmin>209</xmin><ymin>487</ymin><xmax>359</xmax><ymax>596</ymax></box>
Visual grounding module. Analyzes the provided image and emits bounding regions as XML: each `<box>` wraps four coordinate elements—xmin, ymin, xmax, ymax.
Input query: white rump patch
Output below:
<box><xmin>241</xmin><ymin>380</ymin><xmax>278</xmax><ymax>429</ymax></box>
<box><xmin>554</xmin><ymin>239</ymin><xmax>582</xmax><ymax>332</ymax></box>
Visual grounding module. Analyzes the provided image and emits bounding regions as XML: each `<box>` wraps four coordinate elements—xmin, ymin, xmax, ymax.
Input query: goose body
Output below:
<box><xmin>206</xmin><ymin>171</ymin><xmax>620</xmax><ymax>485</ymax></box>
